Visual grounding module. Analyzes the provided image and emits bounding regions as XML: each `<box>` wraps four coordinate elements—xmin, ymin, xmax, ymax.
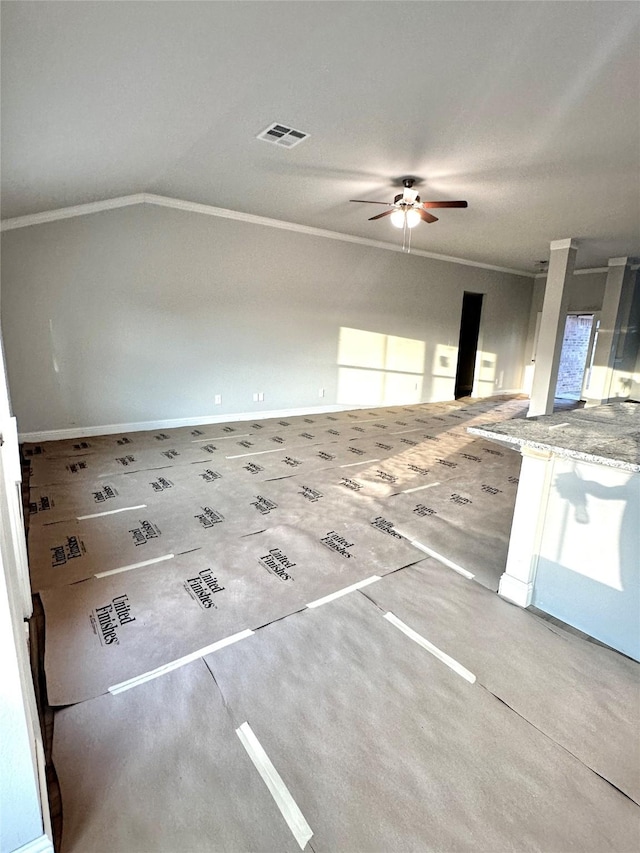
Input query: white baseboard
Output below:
<box><xmin>498</xmin><ymin>573</ymin><xmax>534</xmax><ymax>607</ymax></box>
<box><xmin>14</xmin><ymin>834</ymin><xmax>54</xmax><ymax>853</ymax></box>
<box><xmin>18</xmin><ymin>403</ymin><xmax>356</xmax><ymax>443</ymax></box>
<box><xmin>18</xmin><ymin>391</ymin><xmax>529</xmax><ymax>443</ymax></box>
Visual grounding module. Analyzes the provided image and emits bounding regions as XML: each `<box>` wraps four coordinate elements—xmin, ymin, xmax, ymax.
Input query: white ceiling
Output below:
<box><xmin>1</xmin><ymin>1</ymin><xmax>639</xmax><ymax>273</ymax></box>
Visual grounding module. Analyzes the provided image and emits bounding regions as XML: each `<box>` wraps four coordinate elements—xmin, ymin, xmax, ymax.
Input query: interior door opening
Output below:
<box><xmin>555</xmin><ymin>313</ymin><xmax>595</xmax><ymax>400</ymax></box>
<box><xmin>454</xmin><ymin>292</ymin><xmax>483</xmax><ymax>399</ymax></box>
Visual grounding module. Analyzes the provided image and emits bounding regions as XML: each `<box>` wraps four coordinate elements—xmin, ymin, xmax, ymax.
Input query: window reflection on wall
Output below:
<box><xmin>337</xmin><ymin>327</ymin><xmax>425</xmax><ymax>405</ymax></box>
<box><xmin>475</xmin><ymin>351</ymin><xmax>497</xmax><ymax>395</ymax></box>
<box><xmin>431</xmin><ymin>344</ymin><xmax>458</xmax><ymax>399</ymax></box>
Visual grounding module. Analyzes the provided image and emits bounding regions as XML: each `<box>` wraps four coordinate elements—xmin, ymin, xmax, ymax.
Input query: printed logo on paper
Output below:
<box><xmin>258</xmin><ymin>548</ymin><xmax>296</xmax><ymax>581</ymax></box>
<box><xmin>89</xmin><ymin>594</ymin><xmax>136</xmax><ymax>646</ymax></box>
<box><xmin>299</xmin><ymin>485</ymin><xmax>323</xmax><ymax>503</ymax></box>
<box><xmin>195</xmin><ymin>506</ymin><xmax>224</xmax><ymax>528</ymax></box>
<box><xmin>184</xmin><ymin>568</ymin><xmax>225</xmax><ymax>609</ymax></box>
<box><xmin>51</xmin><ymin>536</ymin><xmax>86</xmax><ymax>567</ymax></box>
<box><xmin>129</xmin><ymin>520</ymin><xmax>161</xmax><ymax>545</ymax></box>
<box><xmin>370</xmin><ymin>516</ymin><xmax>402</xmax><ymax>539</ymax></box>
<box><xmin>149</xmin><ymin>477</ymin><xmax>174</xmax><ymax>492</ymax></box>
<box><xmin>93</xmin><ymin>484</ymin><xmax>119</xmax><ymax>503</ymax></box>
<box><xmin>414</xmin><ymin>504</ymin><xmax>437</xmax><ymax>517</ymax></box>
<box><xmin>251</xmin><ymin>495</ymin><xmax>278</xmax><ymax>515</ymax></box>
<box><xmin>319</xmin><ymin>531</ymin><xmax>354</xmax><ymax>559</ymax></box>
<box><xmin>30</xmin><ymin>495</ymin><xmax>53</xmax><ymax>515</ymax></box>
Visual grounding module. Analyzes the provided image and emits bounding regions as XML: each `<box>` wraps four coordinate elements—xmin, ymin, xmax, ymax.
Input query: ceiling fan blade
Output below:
<box><xmin>349</xmin><ymin>199</ymin><xmax>391</xmax><ymax>205</ymax></box>
<box><xmin>421</xmin><ymin>200</ymin><xmax>468</xmax><ymax>209</ymax></box>
<box><xmin>368</xmin><ymin>210</ymin><xmax>394</xmax><ymax>221</ymax></box>
<box><xmin>419</xmin><ymin>210</ymin><xmax>439</xmax><ymax>224</ymax></box>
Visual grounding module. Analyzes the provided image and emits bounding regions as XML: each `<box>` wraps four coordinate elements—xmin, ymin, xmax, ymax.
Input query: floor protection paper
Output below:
<box><xmin>361</xmin><ymin>559</ymin><xmax>640</xmax><ymax>804</ymax></box>
<box><xmin>204</xmin><ymin>592</ymin><xmax>639</xmax><ymax>853</ymax></box>
<box><xmin>52</xmin><ymin>659</ymin><xmax>302</xmax><ymax>853</ymax></box>
<box><xmin>41</xmin><ymin>523</ymin><xmax>423</xmax><ymax>704</ymax></box>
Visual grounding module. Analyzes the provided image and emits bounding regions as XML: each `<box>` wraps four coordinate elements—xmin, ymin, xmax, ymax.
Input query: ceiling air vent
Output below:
<box><xmin>257</xmin><ymin>123</ymin><xmax>309</xmax><ymax>148</ymax></box>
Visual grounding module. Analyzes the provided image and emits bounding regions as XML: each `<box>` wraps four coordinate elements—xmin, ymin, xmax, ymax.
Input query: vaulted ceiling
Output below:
<box><xmin>2</xmin><ymin>1</ymin><xmax>639</xmax><ymax>273</ymax></box>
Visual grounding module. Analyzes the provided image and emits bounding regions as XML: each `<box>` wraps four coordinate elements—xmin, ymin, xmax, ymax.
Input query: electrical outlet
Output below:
<box><xmin>319</xmin><ymin>388</ymin><xmax>325</xmax><ymax>398</ymax></box>
<box><xmin>214</xmin><ymin>394</ymin><xmax>222</xmax><ymax>405</ymax></box>
<box><xmin>258</xmin><ymin>392</ymin><xmax>264</xmax><ymax>402</ymax></box>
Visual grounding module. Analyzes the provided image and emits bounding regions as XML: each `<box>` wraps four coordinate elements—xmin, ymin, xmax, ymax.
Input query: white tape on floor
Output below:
<box><xmin>77</xmin><ymin>504</ymin><xmax>147</xmax><ymax>520</ymax></box>
<box><xmin>226</xmin><ymin>448</ymin><xmax>283</xmax><ymax>459</ymax></box>
<box><xmin>396</xmin><ymin>534</ymin><xmax>475</xmax><ymax>580</ymax></box>
<box><xmin>108</xmin><ymin>629</ymin><xmax>255</xmax><ymax>694</ymax></box>
<box><xmin>192</xmin><ymin>434</ymin><xmax>251</xmax><ymax>442</ymax></box>
<box><xmin>401</xmin><ymin>482</ymin><xmax>441</xmax><ymax>494</ymax></box>
<box><xmin>338</xmin><ymin>458</ymin><xmax>379</xmax><ymax>468</ymax></box>
<box><xmin>383</xmin><ymin>612</ymin><xmax>476</xmax><ymax>684</ymax></box>
<box><xmin>95</xmin><ymin>553</ymin><xmax>175</xmax><ymax>578</ymax></box>
<box><xmin>236</xmin><ymin>722</ymin><xmax>313</xmax><ymax>851</ymax></box>
<box><xmin>306</xmin><ymin>575</ymin><xmax>382</xmax><ymax>609</ymax></box>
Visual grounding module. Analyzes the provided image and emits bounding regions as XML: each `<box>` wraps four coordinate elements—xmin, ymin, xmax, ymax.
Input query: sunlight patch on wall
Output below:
<box><xmin>475</xmin><ymin>351</ymin><xmax>497</xmax><ymax>395</ymax></box>
<box><xmin>431</xmin><ymin>344</ymin><xmax>458</xmax><ymax>399</ymax></box>
<box><xmin>337</xmin><ymin>328</ymin><xmax>425</xmax><ymax>406</ymax></box>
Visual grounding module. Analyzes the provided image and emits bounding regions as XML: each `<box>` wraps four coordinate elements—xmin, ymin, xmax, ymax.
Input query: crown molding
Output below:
<box><xmin>534</xmin><ymin>266</ymin><xmax>609</xmax><ymax>279</ymax></box>
<box><xmin>0</xmin><ymin>195</ymin><xmax>145</xmax><ymax>231</ymax></box>
<box><xmin>1</xmin><ymin>193</ymin><xmax>534</xmax><ymax>279</ymax></box>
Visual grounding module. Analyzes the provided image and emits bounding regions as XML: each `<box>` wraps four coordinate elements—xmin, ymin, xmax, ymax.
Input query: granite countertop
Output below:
<box><xmin>468</xmin><ymin>402</ymin><xmax>640</xmax><ymax>473</ymax></box>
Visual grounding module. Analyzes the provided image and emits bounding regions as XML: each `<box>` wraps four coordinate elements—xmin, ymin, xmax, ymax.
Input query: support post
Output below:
<box><xmin>584</xmin><ymin>257</ymin><xmax>634</xmax><ymax>406</ymax></box>
<box><xmin>528</xmin><ymin>239</ymin><xmax>578</xmax><ymax>417</ymax></box>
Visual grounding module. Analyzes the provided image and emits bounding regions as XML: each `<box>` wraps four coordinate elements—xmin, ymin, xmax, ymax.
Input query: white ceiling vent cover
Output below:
<box><xmin>257</xmin><ymin>123</ymin><xmax>309</xmax><ymax>148</ymax></box>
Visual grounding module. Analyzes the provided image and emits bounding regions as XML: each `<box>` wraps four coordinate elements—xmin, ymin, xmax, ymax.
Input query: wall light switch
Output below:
<box><xmin>214</xmin><ymin>394</ymin><xmax>222</xmax><ymax>405</ymax></box>
<box><xmin>319</xmin><ymin>388</ymin><xmax>325</xmax><ymax>398</ymax></box>
<box><xmin>253</xmin><ymin>393</ymin><xmax>259</xmax><ymax>402</ymax></box>
<box><xmin>258</xmin><ymin>392</ymin><xmax>264</xmax><ymax>402</ymax></box>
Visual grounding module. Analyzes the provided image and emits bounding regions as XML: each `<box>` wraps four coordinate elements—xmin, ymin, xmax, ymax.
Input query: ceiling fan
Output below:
<box><xmin>350</xmin><ymin>178</ymin><xmax>467</xmax><ymax>229</ymax></box>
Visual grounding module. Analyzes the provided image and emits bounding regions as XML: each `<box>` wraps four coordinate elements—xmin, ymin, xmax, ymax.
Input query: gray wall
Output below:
<box><xmin>1</xmin><ymin>204</ymin><xmax>534</xmax><ymax>434</ymax></box>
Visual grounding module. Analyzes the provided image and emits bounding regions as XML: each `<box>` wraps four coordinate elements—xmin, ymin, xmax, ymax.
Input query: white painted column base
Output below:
<box><xmin>498</xmin><ymin>447</ymin><xmax>554</xmax><ymax>609</ymax></box>
<box><xmin>498</xmin><ymin>573</ymin><xmax>535</xmax><ymax>607</ymax></box>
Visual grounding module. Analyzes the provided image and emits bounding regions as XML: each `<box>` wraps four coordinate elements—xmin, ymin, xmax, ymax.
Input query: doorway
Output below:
<box><xmin>555</xmin><ymin>314</ymin><xmax>595</xmax><ymax>399</ymax></box>
<box><xmin>454</xmin><ymin>292</ymin><xmax>483</xmax><ymax>399</ymax></box>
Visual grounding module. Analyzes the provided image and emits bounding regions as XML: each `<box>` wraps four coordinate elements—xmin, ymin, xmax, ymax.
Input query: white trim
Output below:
<box><xmin>18</xmin><ymin>403</ymin><xmax>351</xmax><ymax>442</ymax></box>
<box><xmin>13</xmin><ymin>834</ymin><xmax>54</xmax><ymax>853</ymax></box>
<box><xmin>534</xmin><ymin>267</ymin><xmax>608</xmax><ymax>278</ymax></box>
<box><xmin>18</xmin><ymin>392</ymin><xmax>529</xmax><ymax>444</ymax></box>
<box><xmin>1</xmin><ymin>193</ymin><xmax>533</xmax><ymax>278</ymax></box>
<box><xmin>498</xmin><ymin>574</ymin><xmax>534</xmax><ymax>607</ymax></box>
<box><xmin>0</xmin><ymin>195</ymin><xmax>145</xmax><ymax>231</ymax></box>
<box><xmin>549</xmin><ymin>238</ymin><xmax>578</xmax><ymax>251</ymax></box>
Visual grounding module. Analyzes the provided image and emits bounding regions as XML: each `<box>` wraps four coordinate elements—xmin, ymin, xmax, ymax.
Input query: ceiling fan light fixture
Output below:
<box><xmin>405</xmin><ymin>208</ymin><xmax>421</xmax><ymax>228</ymax></box>
<box><xmin>390</xmin><ymin>208</ymin><xmax>406</xmax><ymax>228</ymax></box>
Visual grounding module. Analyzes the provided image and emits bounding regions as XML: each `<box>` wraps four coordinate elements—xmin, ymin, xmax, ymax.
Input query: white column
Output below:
<box><xmin>498</xmin><ymin>447</ymin><xmax>554</xmax><ymax>607</ymax></box>
<box><xmin>528</xmin><ymin>239</ymin><xmax>578</xmax><ymax>417</ymax></box>
<box><xmin>584</xmin><ymin>257</ymin><xmax>634</xmax><ymax>406</ymax></box>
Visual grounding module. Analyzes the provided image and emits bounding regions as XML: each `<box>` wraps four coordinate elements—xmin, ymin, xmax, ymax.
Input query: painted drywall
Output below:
<box><xmin>1</xmin><ymin>204</ymin><xmax>533</xmax><ymax>434</ymax></box>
